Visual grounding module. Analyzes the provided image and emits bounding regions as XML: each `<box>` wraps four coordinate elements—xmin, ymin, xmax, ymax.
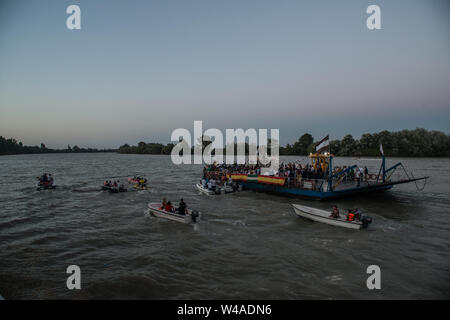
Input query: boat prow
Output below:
<box><xmin>292</xmin><ymin>204</ymin><xmax>372</xmax><ymax>230</ymax></box>
<box><xmin>147</xmin><ymin>202</ymin><xmax>201</xmax><ymax>224</ymax></box>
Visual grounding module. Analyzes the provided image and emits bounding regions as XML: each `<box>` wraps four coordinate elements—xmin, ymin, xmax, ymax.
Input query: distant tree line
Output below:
<box><xmin>280</xmin><ymin>128</ymin><xmax>450</xmax><ymax>157</ymax></box>
<box><xmin>118</xmin><ymin>128</ymin><xmax>450</xmax><ymax>157</ymax></box>
<box><xmin>3</xmin><ymin>128</ymin><xmax>449</xmax><ymax>157</ymax></box>
<box><xmin>118</xmin><ymin>142</ymin><xmax>175</xmax><ymax>155</ymax></box>
<box><xmin>0</xmin><ymin>136</ymin><xmax>116</xmax><ymax>155</ymax></box>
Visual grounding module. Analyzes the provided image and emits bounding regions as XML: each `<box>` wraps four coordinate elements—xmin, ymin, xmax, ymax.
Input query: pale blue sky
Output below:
<box><xmin>1</xmin><ymin>0</ymin><xmax>449</xmax><ymax>148</ymax></box>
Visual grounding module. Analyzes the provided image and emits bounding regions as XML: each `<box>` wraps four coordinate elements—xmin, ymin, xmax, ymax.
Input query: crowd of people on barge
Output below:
<box><xmin>202</xmin><ymin>161</ymin><xmax>372</xmax><ymax>190</ymax></box>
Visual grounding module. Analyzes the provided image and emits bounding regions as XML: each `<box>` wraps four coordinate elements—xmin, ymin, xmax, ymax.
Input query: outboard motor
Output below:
<box><xmin>191</xmin><ymin>210</ymin><xmax>199</xmax><ymax>223</ymax></box>
<box><xmin>361</xmin><ymin>216</ymin><xmax>372</xmax><ymax>229</ymax></box>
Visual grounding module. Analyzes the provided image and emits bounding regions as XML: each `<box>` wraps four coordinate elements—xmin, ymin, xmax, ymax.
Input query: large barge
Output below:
<box><xmin>231</xmin><ymin>153</ymin><xmax>427</xmax><ymax>201</ymax></box>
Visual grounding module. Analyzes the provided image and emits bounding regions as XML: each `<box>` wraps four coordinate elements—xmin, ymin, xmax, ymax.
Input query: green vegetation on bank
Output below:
<box><xmin>117</xmin><ymin>128</ymin><xmax>450</xmax><ymax>157</ymax></box>
<box><xmin>281</xmin><ymin>128</ymin><xmax>450</xmax><ymax>157</ymax></box>
<box><xmin>0</xmin><ymin>137</ymin><xmax>116</xmax><ymax>155</ymax></box>
<box><xmin>118</xmin><ymin>142</ymin><xmax>175</xmax><ymax>155</ymax></box>
<box><xmin>2</xmin><ymin>128</ymin><xmax>449</xmax><ymax>157</ymax></box>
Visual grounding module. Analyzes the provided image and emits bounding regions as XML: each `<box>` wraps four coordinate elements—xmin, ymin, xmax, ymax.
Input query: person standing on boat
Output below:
<box><xmin>178</xmin><ymin>199</ymin><xmax>187</xmax><ymax>215</ymax></box>
<box><xmin>349</xmin><ymin>168</ymin><xmax>355</xmax><ymax>180</ymax></box>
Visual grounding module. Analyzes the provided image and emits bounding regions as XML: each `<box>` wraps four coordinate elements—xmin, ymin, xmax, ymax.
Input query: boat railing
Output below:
<box><xmin>284</xmin><ymin>177</ymin><xmax>328</xmax><ymax>191</ymax></box>
<box><xmin>205</xmin><ymin>170</ymin><xmax>404</xmax><ymax>192</ymax></box>
<box><xmin>284</xmin><ymin>173</ymin><xmax>401</xmax><ymax>192</ymax></box>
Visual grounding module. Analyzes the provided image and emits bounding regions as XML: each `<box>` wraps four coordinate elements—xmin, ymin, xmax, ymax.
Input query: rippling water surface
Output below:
<box><xmin>0</xmin><ymin>153</ymin><xmax>449</xmax><ymax>299</ymax></box>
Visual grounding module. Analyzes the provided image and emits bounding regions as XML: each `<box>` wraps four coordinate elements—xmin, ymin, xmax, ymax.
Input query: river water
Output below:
<box><xmin>0</xmin><ymin>153</ymin><xmax>449</xmax><ymax>299</ymax></box>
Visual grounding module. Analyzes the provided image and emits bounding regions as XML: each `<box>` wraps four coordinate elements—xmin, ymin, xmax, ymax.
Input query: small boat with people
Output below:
<box><xmin>196</xmin><ymin>178</ymin><xmax>240</xmax><ymax>195</ymax></box>
<box><xmin>101</xmin><ymin>180</ymin><xmax>127</xmax><ymax>193</ymax></box>
<box><xmin>109</xmin><ymin>186</ymin><xmax>127</xmax><ymax>193</ymax></box>
<box><xmin>128</xmin><ymin>176</ymin><xmax>148</xmax><ymax>190</ymax></box>
<box><xmin>292</xmin><ymin>204</ymin><xmax>372</xmax><ymax>230</ymax></box>
<box><xmin>36</xmin><ymin>173</ymin><xmax>56</xmax><ymax>190</ymax></box>
<box><xmin>147</xmin><ymin>198</ymin><xmax>201</xmax><ymax>224</ymax></box>
<box><xmin>196</xmin><ymin>182</ymin><xmax>220</xmax><ymax>195</ymax></box>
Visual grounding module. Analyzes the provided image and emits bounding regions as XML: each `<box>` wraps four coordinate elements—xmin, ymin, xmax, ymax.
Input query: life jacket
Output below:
<box><xmin>347</xmin><ymin>212</ymin><xmax>355</xmax><ymax>221</ymax></box>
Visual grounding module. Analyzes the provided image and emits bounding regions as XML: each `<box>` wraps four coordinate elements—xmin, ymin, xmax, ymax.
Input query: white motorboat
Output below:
<box><xmin>195</xmin><ymin>183</ymin><xmax>220</xmax><ymax>195</ymax></box>
<box><xmin>195</xmin><ymin>182</ymin><xmax>239</xmax><ymax>195</ymax></box>
<box><xmin>147</xmin><ymin>202</ymin><xmax>201</xmax><ymax>224</ymax></box>
<box><xmin>292</xmin><ymin>204</ymin><xmax>372</xmax><ymax>230</ymax></box>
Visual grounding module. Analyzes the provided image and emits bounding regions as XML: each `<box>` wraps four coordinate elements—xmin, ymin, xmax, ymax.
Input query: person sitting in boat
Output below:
<box><xmin>329</xmin><ymin>205</ymin><xmax>340</xmax><ymax>219</ymax></box>
<box><xmin>39</xmin><ymin>173</ymin><xmax>50</xmax><ymax>186</ymax></box>
<box><xmin>210</xmin><ymin>179</ymin><xmax>216</xmax><ymax>191</ymax></box>
<box><xmin>178</xmin><ymin>199</ymin><xmax>187</xmax><ymax>215</ymax></box>
<box><xmin>207</xmin><ymin>180</ymin><xmax>212</xmax><ymax>190</ymax></box>
<box><xmin>346</xmin><ymin>210</ymin><xmax>355</xmax><ymax>221</ymax></box>
<box><xmin>48</xmin><ymin>174</ymin><xmax>54</xmax><ymax>186</ymax></box>
<box><xmin>113</xmin><ymin>181</ymin><xmax>118</xmax><ymax>187</ymax></box>
<box><xmin>160</xmin><ymin>198</ymin><xmax>167</xmax><ymax>210</ymax></box>
<box><xmin>165</xmin><ymin>201</ymin><xmax>174</xmax><ymax>213</ymax></box>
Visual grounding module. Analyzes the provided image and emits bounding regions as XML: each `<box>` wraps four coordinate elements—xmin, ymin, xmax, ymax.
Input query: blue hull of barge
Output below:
<box><xmin>239</xmin><ymin>182</ymin><xmax>393</xmax><ymax>200</ymax></box>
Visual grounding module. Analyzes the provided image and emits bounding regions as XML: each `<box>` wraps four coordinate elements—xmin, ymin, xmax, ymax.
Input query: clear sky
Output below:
<box><xmin>1</xmin><ymin>0</ymin><xmax>449</xmax><ymax>148</ymax></box>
